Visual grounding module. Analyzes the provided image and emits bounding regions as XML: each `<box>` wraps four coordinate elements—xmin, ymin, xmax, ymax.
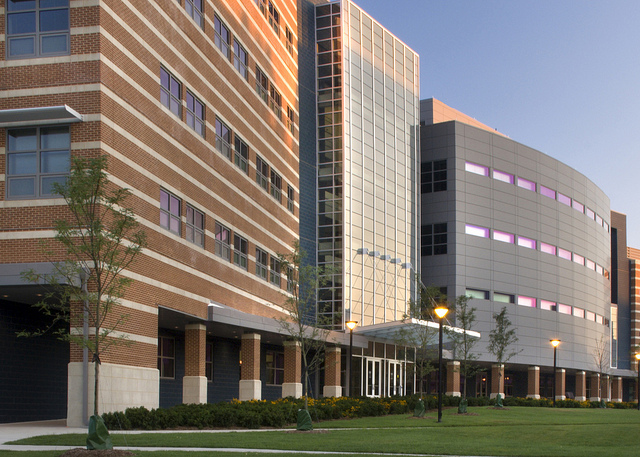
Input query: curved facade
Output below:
<box><xmin>421</xmin><ymin>104</ymin><xmax>623</xmax><ymax>398</ymax></box>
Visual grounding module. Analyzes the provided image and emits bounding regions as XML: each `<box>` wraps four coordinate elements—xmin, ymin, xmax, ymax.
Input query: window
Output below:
<box><xmin>493</xmin><ymin>230</ymin><xmax>514</xmax><ymax>244</ymax></box>
<box><xmin>270</xmin><ymin>256</ymin><xmax>281</xmax><ymax>286</ymax></box>
<box><xmin>466</xmin><ymin>289</ymin><xmax>489</xmax><ymax>300</ymax></box>
<box><xmin>573</xmin><ymin>253</ymin><xmax>584</xmax><ymax>265</ymax></box>
<box><xmin>572</xmin><ymin>200</ymin><xmax>584</xmax><ymax>213</ymax></box>
<box><xmin>286</xmin><ymin>266</ymin><xmax>295</xmax><ymax>293</ymax></box>
<box><xmin>557</xmin><ymin>192</ymin><xmax>571</xmax><ymax>206</ymax></box>
<box><xmin>256</xmin><ymin>247</ymin><xmax>268</xmax><ymax>280</ymax></box>
<box><xmin>255</xmin><ymin>66</ymin><xmax>269</xmax><ymax>104</ymax></box>
<box><xmin>214</xmin><ymin>223</ymin><xmax>231</xmax><ymax>260</ymax></box>
<box><xmin>517</xmin><ymin>177</ymin><xmax>536</xmax><ymax>191</ymax></box>
<box><xmin>256</xmin><ymin>156</ymin><xmax>269</xmax><ymax>191</ymax></box>
<box><xmin>517</xmin><ymin>296</ymin><xmax>536</xmax><ymax>307</ymax></box>
<box><xmin>540</xmin><ymin>242</ymin><xmax>556</xmax><ymax>255</ymax></box>
<box><xmin>517</xmin><ymin>236</ymin><xmax>536</xmax><ymax>250</ymax></box>
<box><xmin>596</xmin><ymin>214</ymin><xmax>603</xmax><ymax>226</ymax></box>
<box><xmin>465</xmin><ymin>224</ymin><xmax>489</xmax><ymax>238</ymax></box>
<box><xmin>214</xmin><ymin>15</ymin><xmax>231</xmax><ymax>58</ymax></box>
<box><xmin>421</xmin><ymin>160</ymin><xmax>447</xmax><ymax>193</ymax></box>
<box><xmin>540</xmin><ymin>185</ymin><xmax>555</xmax><ymax>199</ymax></box>
<box><xmin>586</xmin><ymin>311</ymin><xmax>596</xmax><ymax>321</ymax></box>
<box><xmin>558</xmin><ymin>304</ymin><xmax>572</xmax><ymax>315</ymax></box>
<box><xmin>234</xmin><ymin>135</ymin><xmax>249</xmax><ymax>173</ymax></box>
<box><xmin>586</xmin><ymin>259</ymin><xmax>596</xmax><ymax>270</ymax></box>
<box><xmin>558</xmin><ymin>248</ymin><xmax>572</xmax><ymax>260</ymax></box>
<box><xmin>6</xmin><ymin>126</ymin><xmax>70</xmax><ymax>199</ymax></box>
<box><xmin>421</xmin><ymin>223</ymin><xmax>447</xmax><ymax>255</ymax></box>
<box><xmin>160</xmin><ymin>67</ymin><xmax>181</xmax><ymax>117</ymax></box>
<box><xmin>267</xmin><ymin>1</ymin><xmax>280</xmax><ymax>36</ymax></box>
<box><xmin>540</xmin><ymin>300</ymin><xmax>556</xmax><ymax>311</ymax></box>
<box><xmin>186</xmin><ymin>204</ymin><xmax>204</xmax><ymax>247</ymax></box>
<box><xmin>266</xmin><ymin>350</ymin><xmax>284</xmax><ymax>385</ymax></box>
<box><xmin>157</xmin><ymin>336</ymin><xmax>175</xmax><ymax>379</ymax></box>
<box><xmin>285</xmin><ymin>26</ymin><xmax>294</xmax><ymax>55</ymax></box>
<box><xmin>160</xmin><ymin>189</ymin><xmax>181</xmax><ymax>235</ymax></box>
<box><xmin>494</xmin><ymin>293</ymin><xmax>515</xmax><ymax>304</ymax></box>
<box><xmin>186</xmin><ymin>91</ymin><xmax>205</xmax><ymax>137</ymax></box>
<box><xmin>493</xmin><ymin>169</ymin><xmax>514</xmax><ymax>184</ymax></box>
<box><xmin>215</xmin><ymin>118</ymin><xmax>232</xmax><ymax>159</ymax></box>
<box><xmin>185</xmin><ymin>0</ymin><xmax>203</xmax><ymax>28</ymax></box>
<box><xmin>287</xmin><ymin>105</ymin><xmax>295</xmax><ymax>134</ymax></box>
<box><xmin>7</xmin><ymin>0</ymin><xmax>69</xmax><ymax>58</ymax></box>
<box><xmin>233</xmin><ymin>234</ymin><xmax>248</xmax><ymax>270</ymax></box>
<box><xmin>233</xmin><ymin>39</ymin><xmax>248</xmax><ymax>80</ymax></box>
<box><xmin>465</xmin><ymin>162</ymin><xmax>489</xmax><ymax>177</ymax></box>
<box><xmin>586</xmin><ymin>207</ymin><xmax>595</xmax><ymax>220</ymax></box>
<box><xmin>269</xmin><ymin>85</ymin><xmax>282</xmax><ymax>119</ymax></box>
<box><xmin>287</xmin><ymin>185</ymin><xmax>295</xmax><ymax>213</ymax></box>
<box><xmin>573</xmin><ymin>307</ymin><xmax>585</xmax><ymax>318</ymax></box>
<box><xmin>270</xmin><ymin>169</ymin><xmax>282</xmax><ymax>202</ymax></box>
<box><xmin>205</xmin><ymin>342</ymin><xmax>213</xmax><ymax>381</ymax></box>
<box><xmin>255</xmin><ymin>0</ymin><xmax>267</xmax><ymax>15</ymax></box>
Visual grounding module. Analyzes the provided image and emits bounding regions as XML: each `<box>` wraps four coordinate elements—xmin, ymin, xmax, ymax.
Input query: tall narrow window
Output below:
<box><xmin>233</xmin><ymin>39</ymin><xmax>248</xmax><ymax>80</ymax></box>
<box><xmin>255</xmin><ymin>66</ymin><xmax>269</xmax><ymax>104</ymax></box>
<box><xmin>287</xmin><ymin>105</ymin><xmax>295</xmax><ymax>134</ymax></box>
<box><xmin>267</xmin><ymin>1</ymin><xmax>280</xmax><ymax>35</ymax></box>
<box><xmin>233</xmin><ymin>234</ymin><xmax>248</xmax><ymax>270</ymax></box>
<box><xmin>256</xmin><ymin>156</ymin><xmax>269</xmax><ymax>191</ymax></box>
<box><xmin>185</xmin><ymin>0</ymin><xmax>203</xmax><ymax>28</ymax></box>
<box><xmin>6</xmin><ymin>126</ymin><xmax>70</xmax><ymax>199</ymax></box>
<box><xmin>214</xmin><ymin>223</ymin><xmax>231</xmax><ymax>260</ymax></box>
<box><xmin>186</xmin><ymin>91</ymin><xmax>205</xmax><ymax>137</ymax></box>
<box><xmin>160</xmin><ymin>189</ymin><xmax>181</xmax><ymax>235</ymax></box>
<box><xmin>157</xmin><ymin>336</ymin><xmax>175</xmax><ymax>379</ymax></box>
<box><xmin>270</xmin><ymin>169</ymin><xmax>282</xmax><ymax>202</ymax></box>
<box><xmin>214</xmin><ymin>15</ymin><xmax>231</xmax><ymax>58</ymax></box>
<box><xmin>255</xmin><ymin>0</ymin><xmax>267</xmax><ymax>16</ymax></box>
<box><xmin>160</xmin><ymin>67</ymin><xmax>181</xmax><ymax>118</ymax></box>
<box><xmin>205</xmin><ymin>343</ymin><xmax>213</xmax><ymax>381</ymax></box>
<box><xmin>269</xmin><ymin>85</ymin><xmax>282</xmax><ymax>119</ymax></box>
<box><xmin>286</xmin><ymin>266</ymin><xmax>295</xmax><ymax>293</ymax></box>
<box><xmin>215</xmin><ymin>118</ymin><xmax>232</xmax><ymax>159</ymax></box>
<box><xmin>287</xmin><ymin>185</ymin><xmax>295</xmax><ymax>213</ymax></box>
<box><xmin>7</xmin><ymin>0</ymin><xmax>70</xmax><ymax>58</ymax></box>
<box><xmin>234</xmin><ymin>135</ymin><xmax>249</xmax><ymax>174</ymax></box>
<box><xmin>186</xmin><ymin>204</ymin><xmax>205</xmax><ymax>247</ymax></box>
<box><xmin>421</xmin><ymin>223</ymin><xmax>447</xmax><ymax>255</ymax></box>
<box><xmin>266</xmin><ymin>350</ymin><xmax>284</xmax><ymax>385</ymax></box>
<box><xmin>256</xmin><ymin>247</ymin><xmax>268</xmax><ymax>280</ymax></box>
<box><xmin>270</xmin><ymin>256</ymin><xmax>281</xmax><ymax>286</ymax></box>
<box><xmin>285</xmin><ymin>26</ymin><xmax>294</xmax><ymax>55</ymax></box>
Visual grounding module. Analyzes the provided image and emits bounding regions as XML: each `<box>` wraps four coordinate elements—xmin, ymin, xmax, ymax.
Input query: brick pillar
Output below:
<box><xmin>590</xmin><ymin>373</ymin><xmax>601</xmax><ymax>401</ymax></box>
<box><xmin>555</xmin><ymin>369</ymin><xmax>566</xmax><ymax>401</ymax></box>
<box><xmin>527</xmin><ymin>366</ymin><xmax>540</xmax><ymax>399</ymax></box>
<box><xmin>282</xmin><ymin>341</ymin><xmax>302</xmax><ymax>398</ymax></box>
<box><xmin>611</xmin><ymin>376</ymin><xmax>623</xmax><ymax>402</ymax></box>
<box><xmin>446</xmin><ymin>361</ymin><xmax>460</xmax><ymax>397</ymax></box>
<box><xmin>183</xmin><ymin>323</ymin><xmax>207</xmax><ymax>404</ymax></box>
<box><xmin>490</xmin><ymin>364</ymin><xmax>504</xmax><ymax>399</ymax></box>
<box><xmin>239</xmin><ymin>333</ymin><xmax>261</xmax><ymax>400</ymax></box>
<box><xmin>575</xmin><ymin>371</ymin><xmax>586</xmax><ymax>401</ymax></box>
<box><xmin>602</xmin><ymin>375</ymin><xmax>610</xmax><ymax>401</ymax></box>
<box><xmin>323</xmin><ymin>347</ymin><xmax>342</xmax><ymax>397</ymax></box>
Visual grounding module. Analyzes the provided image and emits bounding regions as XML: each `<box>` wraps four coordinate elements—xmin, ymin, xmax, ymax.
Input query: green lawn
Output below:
<box><xmin>7</xmin><ymin>406</ymin><xmax>640</xmax><ymax>457</ymax></box>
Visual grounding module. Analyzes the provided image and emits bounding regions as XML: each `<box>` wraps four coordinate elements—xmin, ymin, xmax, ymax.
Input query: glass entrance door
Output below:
<box><xmin>366</xmin><ymin>358</ymin><xmax>382</xmax><ymax>397</ymax></box>
<box><xmin>387</xmin><ymin>361</ymin><xmax>403</xmax><ymax>396</ymax></box>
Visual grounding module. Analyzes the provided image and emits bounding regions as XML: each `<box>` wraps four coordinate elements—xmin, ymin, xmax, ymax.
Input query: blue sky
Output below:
<box><xmin>356</xmin><ymin>0</ymin><xmax>640</xmax><ymax>247</ymax></box>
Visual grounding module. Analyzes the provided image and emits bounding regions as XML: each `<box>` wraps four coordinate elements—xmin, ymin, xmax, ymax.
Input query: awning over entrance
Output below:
<box><xmin>353</xmin><ymin>318</ymin><xmax>481</xmax><ymax>346</ymax></box>
<box><xmin>0</xmin><ymin>105</ymin><xmax>83</xmax><ymax>127</ymax></box>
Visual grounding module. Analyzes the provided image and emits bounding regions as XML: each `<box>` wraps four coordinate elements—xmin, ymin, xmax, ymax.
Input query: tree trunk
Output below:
<box><xmin>94</xmin><ymin>356</ymin><xmax>100</xmax><ymax>417</ymax></box>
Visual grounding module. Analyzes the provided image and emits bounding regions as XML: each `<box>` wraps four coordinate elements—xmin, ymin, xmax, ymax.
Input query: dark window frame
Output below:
<box><xmin>160</xmin><ymin>189</ymin><xmax>181</xmax><ymax>235</ymax></box>
<box><xmin>186</xmin><ymin>204</ymin><xmax>205</xmax><ymax>247</ymax></box>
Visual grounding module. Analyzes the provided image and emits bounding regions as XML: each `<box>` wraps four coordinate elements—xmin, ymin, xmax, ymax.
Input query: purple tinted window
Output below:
<box><xmin>493</xmin><ymin>230</ymin><xmax>514</xmax><ymax>243</ymax></box>
<box><xmin>573</xmin><ymin>307</ymin><xmax>585</xmax><ymax>318</ymax></box>
<box><xmin>465</xmin><ymin>162</ymin><xmax>489</xmax><ymax>176</ymax></box>
<box><xmin>493</xmin><ymin>170</ymin><xmax>514</xmax><ymax>184</ymax></box>
<box><xmin>595</xmin><ymin>314</ymin><xmax>603</xmax><ymax>324</ymax></box>
<box><xmin>586</xmin><ymin>207</ymin><xmax>595</xmax><ymax>220</ymax></box>
<box><xmin>558</xmin><ymin>248</ymin><xmax>572</xmax><ymax>260</ymax></box>
<box><xmin>586</xmin><ymin>259</ymin><xmax>596</xmax><ymax>270</ymax></box>
<box><xmin>596</xmin><ymin>214</ymin><xmax>603</xmax><ymax>226</ymax></box>
<box><xmin>572</xmin><ymin>200</ymin><xmax>584</xmax><ymax>213</ymax></box>
<box><xmin>540</xmin><ymin>300</ymin><xmax>556</xmax><ymax>311</ymax></box>
<box><xmin>573</xmin><ymin>253</ymin><xmax>584</xmax><ymax>265</ymax></box>
<box><xmin>558</xmin><ymin>304</ymin><xmax>572</xmax><ymax>315</ymax></box>
<box><xmin>517</xmin><ymin>296</ymin><xmax>536</xmax><ymax>307</ymax></box>
<box><xmin>465</xmin><ymin>224</ymin><xmax>489</xmax><ymax>238</ymax></box>
<box><xmin>517</xmin><ymin>177</ymin><xmax>536</xmax><ymax>191</ymax></box>
<box><xmin>596</xmin><ymin>264</ymin><xmax>603</xmax><ymax>275</ymax></box>
<box><xmin>557</xmin><ymin>193</ymin><xmax>571</xmax><ymax>206</ymax></box>
<box><xmin>586</xmin><ymin>311</ymin><xmax>596</xmax><ymax>321</ymax></box>
<box><xmin>540</xmin><ymin>185</ymin><xmax>555</xmax><ymax>199</ymax></box>
<box><xmin>540</xmin><ymin>242</ymin><xmax>556</xmax><ymax>255</ymax></box>
<box><xmin>517</xmin><ymin>237</ymin><xmax>536</xmax><ymax>249</ymax></box>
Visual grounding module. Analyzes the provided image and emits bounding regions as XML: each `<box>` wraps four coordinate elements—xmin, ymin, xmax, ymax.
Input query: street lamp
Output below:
<box><xmin>434</xmin><ymin>305</ymin><xmax>448</xmax><ymax>423</ymax></box>
<box><xmin>635</xmin><ymin>353</ymin><xmax>640</xmax><ymax>411</ymax></box>
<box><xmin>346</xmin><ymin>320</ymin><xmax>358</xmax><ymax>397</ymax></box>
<box><xmin>550</xmin><ymin>339</ymin><xmax>560</xmax><ymax>407</ymax></box>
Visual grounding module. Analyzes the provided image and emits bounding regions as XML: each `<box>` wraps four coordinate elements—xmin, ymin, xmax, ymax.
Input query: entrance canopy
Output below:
<box><xmin>353</xmin><ymin>318</ymin><xmax>481</xmax><ymax>346</ymax></box>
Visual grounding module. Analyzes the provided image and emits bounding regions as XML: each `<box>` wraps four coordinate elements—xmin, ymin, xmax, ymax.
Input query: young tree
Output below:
<box><xmin>397</xmin><ymin>283</ymin><xmax>446</xmax><ymax>398</ymax></box>
<box><xmin>488</xmin><ymin>306</ymin><xmax>521</xmax><ymax>401</ymax></box>
<box><xmin>445</xmin><ymin>294</ymin><xmax>480</xmax><ymax>400</ymax></box>
<box><xmin>592</xmin><ymin>335</ymin><xmax>611</xmax><ymax>401</ymax></box>
<box><xmin>21</xmin><ymin>155</ymin><xmax>147</xmax><ymax>427</ymax></box>
<box><xmin>276</xmin><ymin>241</ymin><xmax>334</xmax><ymax>411</ymax></box>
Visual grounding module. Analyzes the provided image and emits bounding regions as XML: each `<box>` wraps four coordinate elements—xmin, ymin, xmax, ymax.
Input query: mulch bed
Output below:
<box><xmin>58</xmin><ymin>449</ymin><xmax>135</xmax><ymax>457</ymax></box>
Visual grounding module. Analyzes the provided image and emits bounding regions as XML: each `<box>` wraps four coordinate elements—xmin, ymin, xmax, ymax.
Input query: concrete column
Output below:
<box><xmin>611</xmin><ymin>376</ymin><xmax>623</xmax><ymax>402</ymax></box>
<box><xmin>323</xmin><ymin>346</ymin><xmax>342</xmax><ymax>397</ymax></box>
<box><xmin>239</xmin><ymin>333</ymin><xmax>261</xmax><ymax>400</ymax></box>
<box><xmin>446</xmin><ymin>361</ymin><xmax>461</xmax><ymax>397</ymax></box>
<box><xmin>183</xmin><ymin>323</ymin><xmax>207</xmax><ymax>404</ymax></box>
<box><xmin>527</xmin><ymin>366</ymin><xmax>540</xmax><ymax>399</ymax></box>
<box><xmin>575</xmin><ymin>371</ymin><xmax>586</xmax><ymax>401</ymax></box>
<box><xmin>590</xmin><ymin>373</ymin><xmax>601</xmax><ymax>401</ymax></box>
<box><xmin>555</xmin><ymin>368</ymin><xmax>566</xmax><ymax>401</ymax></box>
<box><xmin>602</xmin><ymin>375</ymin><xmax>610</xmax><ymax>401</ymax></box>
<box><xmin>282</xmin><ymin>341</ymin><xmax>302</xmax><ymax>398</ymax></box>
<box><xmin>490</xmin><ymin>364</ymin><xmax>504</xmax><ymax>399</ymax></box>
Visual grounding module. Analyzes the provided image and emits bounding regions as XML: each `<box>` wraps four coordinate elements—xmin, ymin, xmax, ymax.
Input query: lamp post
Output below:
<box><xmin>635</xmin><ymin>353</ymin><xmax>640</xmax><ymax>411</ymax></box>
<box><xmin>434</xmin><ymin>305</ymin><xmax>448</xmax><ymax>423</ymax></box>
<box><xmin>346</xmin><ymin>320</ymin><xmax>358</xmax><ymax>397</ymax></box>
<box><xmin>550</xmin><ymin>339</ymin><xmax>560</xmax><ymax>407</ymax></box>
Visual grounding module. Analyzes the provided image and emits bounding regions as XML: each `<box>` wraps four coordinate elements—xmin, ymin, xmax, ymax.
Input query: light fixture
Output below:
<box><xmin>550</xmin><ymin>339</ymin><xmax>560</xmax><ymax>407</ymax></box>
<box><xmin>434</xmin><ymin>305</ymin><xmax>448</xmax><ymax>320</ymax></box>
<box><xmin>636</xmin><ymin>353</ymin><xmax>640</xmax><ymax>411</ymax></box>
<box><xmin>345</xmin><ymin>320</ymin><xmax>358</xmax><ymax>397</ymax></box>
<box><xmin>435</xmin><ymin>305</ymin><xmax>448</xmax><ymax>422</ymax></box>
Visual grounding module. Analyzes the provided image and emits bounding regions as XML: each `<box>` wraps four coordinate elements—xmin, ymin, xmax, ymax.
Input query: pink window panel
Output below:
<box><xmin>596</xmin><ymin>264</ymin><xmax>603</xmax><ymax>275</ymax></box>
<box><xmin>465</xmin><ymin>162</ymin><xmax>489</xmax><ymax>176</ymax></box>
<box><xmin>586</xmin><ymin>311</ymin><xmax>596</xmax><ymax>321</ymax></box>
<box><xmin>517</xmin><ymin>296</ymin><xmax>536</xmax><ymax>307</ymax></box>
<box><xmin>573</xmin><ymin>253</ymin><xmax>584</xmax><ymax>265</ymax></box>
<box><xmin>558</xmin><ymin>304</ymin><xmax>572</xmax><ymax>315</ymax></box>
<box><xmin>596</xmin><ymin>214</ymin><xmax>603</xmax><ymax>226</ymax></box>
<box><xmin>517</xmin><ymin>177</ymin><xmax>536</xmax><ymax>191</ymax></box>
<box><xmin>466</xmin><ymin>224</ymin><xmax>489</xmax><ymax>238</ymax></box>
<box><xmin>493</xmin><ymin>230</ymin><xmax>514</xmax><ymax>243</ymax></box>
<box><xmin>572</xmin><ymin>200</ymin><xmax>584</xmax><ymax>213</ymax></box>
<box><xmin>586</xmin><ymin>259</ymin><xmax>596</xmax><ymax>270</ymax></box>
<box><xmin>557</xmin><ymin>193</ymin><xmax>571</xmax><ymax>206</ymax></box>
<box><xmin>540</xmin><ymin>242</ymin><xmax>556</xmax><ymax>255</ymax></box>
<box><xmin>558</xmin><ymin>248</ymin><xmax>572</xmax><ymax>260</ymax></box>
<box><xmin>517</xmin><ymin>236</ymin><xmax>536</xmax><ymax>249</ymax></box>
<box><xmin>604</xmin><ymin>222</ymin><xmax>609</xmax><ymax>232</ymax></box>
<box><xmin>493</xmin><ymin>170</ymin><xmax>514</xmax><ymax>184</ymax></box>
<box><xmin>596</xmin><ymin>314</ymin><xmax>603</xmax><ymax>324</ymax></box>
<box><xmin>586</xmin><ymin>208</ymin><xmax>595</xmax><ymax>220</ymax></box>
<box><xmin>540</xmin><ymin>300</ymin><xmax>556</xmax><ymax>311</ymax></box>
<box><xmin>573</xmin><ymin>307</ymin><xmax>585</xmax><ymax>318</ymax></box>
<box><xmin>540</xmin><ymin>185</ymin><xmax>556</xmax><ymax>199</ymax></box>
